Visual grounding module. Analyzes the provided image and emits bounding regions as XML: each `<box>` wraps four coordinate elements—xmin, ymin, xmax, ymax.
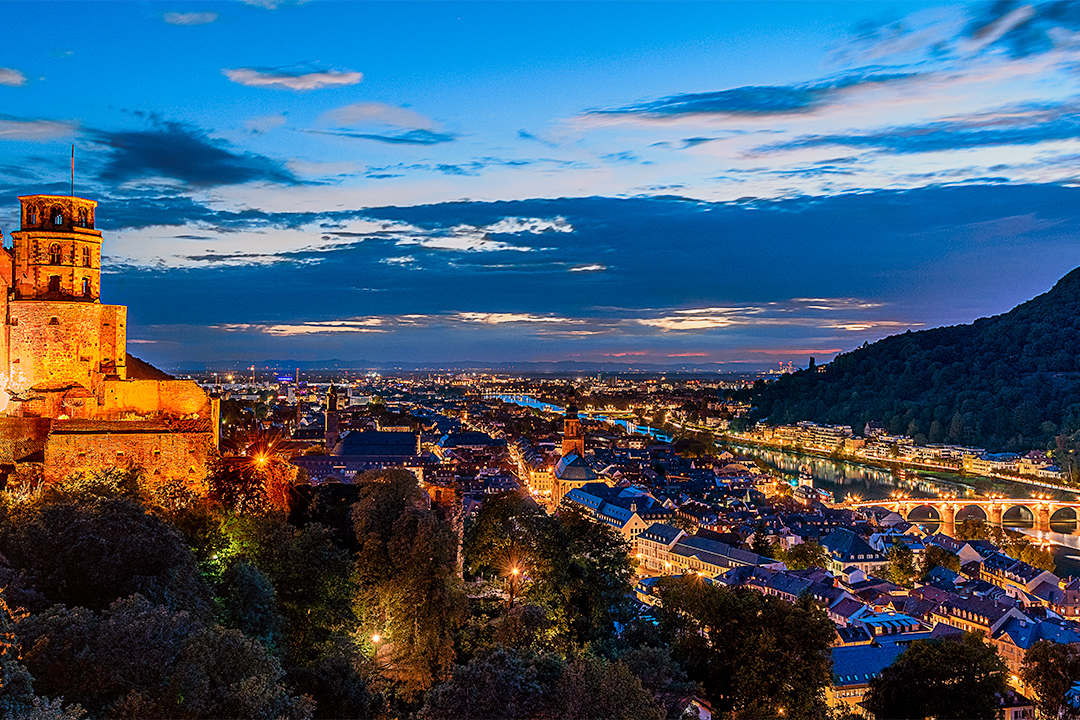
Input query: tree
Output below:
<box><xmin>351</xmin><ymin>469</ymin><xmax>465</xmax><ymax>699</ymax></box>
<box><xmin>783</xmin><ymin>539</ymin><xmax>828</xmax><ymax>571</ymax></box>
<box><xmin>619</xmin><ymin>646</ymin><xmax>699</xmax><ymax>719</ymax></box>
<box><xmin>19</xmin><ymin>594</ymin><xmax>312</xmax><ymax>719</ymax></box>
<box><xmin>419</xmin><ymin>648</ymin><xmax>662</xmax><ymax>720</ymax></box>
<box><xmin>920</xmin><ymin>544</ymin><xmax>960</xmax><ymax>578</ymax></box>
<box><xmin>749</xmin><ymin>521</ymin><xmax>772</xmax><ymax>558</ymax></box>
<box><xmin>226</xmin><ymin>514</ymin><xmax>358</xmax><ymax>665</ymax></box>
<box><xmin>214</xmin><ymin>560</ymin><xmax>282</xmax><ymax>652</ymax></box>
<box><xmin>885</xmin><ymin>545</ymin><xmax>919</xmax><ymax>588</ymax></box>
<box><xmin>0</xmin><ymin>496</ymin><xmax>212</xmax><ymax>617</ymax></box>
<box><xmin>655</xmin><ymin>577</ymin><xmax>834</xmax><ymax>717</ymax></box>
<box><xmin>1021</xmin><ymin>639</ymin><xmax>1080</xmax><ymax>720</ymax></box>
<box><xmin>863</xmin><ymin>633</ymin><xmax>1008</xmax><ymax>720</ymax></box>
<box><xmin>419</xmin><ymin>647</ymin><xmax>553</xmax><ymax>720</ymax></box>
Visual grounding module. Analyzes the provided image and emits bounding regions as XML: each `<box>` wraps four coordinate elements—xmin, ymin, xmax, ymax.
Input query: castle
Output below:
<box><xmin>0</xmin><ymin>194</ymin><xmax>218</xmax><ymax>489</ymax></box>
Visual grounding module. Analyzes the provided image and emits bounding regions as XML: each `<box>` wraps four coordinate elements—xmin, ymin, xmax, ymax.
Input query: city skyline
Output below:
<box><xmin>4</xmin><ymin>0</ymin><xmax>1080</xmax><ymax>369</ymax></box>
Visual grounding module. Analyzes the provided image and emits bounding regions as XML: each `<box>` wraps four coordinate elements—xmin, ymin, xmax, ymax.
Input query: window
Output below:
<box><xmin>82</xmin><ymin>278</ymin><xmax>90</xmax><ymax>297</ymax></box>
<box><xmin>79</xmin><ymin>210</ymin><xmax>88</xmax><ymax>227</ymax></box>
<box><xmin>26</xmin><ymin>206</ymin><xmax>37</xmax><ymax>224</ymax></box>
<box><xmin>51</xmin><ymin>206</ymin><xmax>63</xmax><ymax>225</ymax></box>
<box><xmin>82</xmin><ymin>247</ymin><xmax>90</xmax><ymax>266</ymax></box>
<box><xmin>49</xmin><ymin>244</ymin><xmax>61</xmax><ymax>265</ymax></box>
<box><xmin>48</xmin><ymin>316</ymin><xmax>59</xmax><ymax>326</ymax></box>
<box><xmin>48</xmin><ymin>277</ymin><xmax>60</xmax><ymax>293</ymax></box>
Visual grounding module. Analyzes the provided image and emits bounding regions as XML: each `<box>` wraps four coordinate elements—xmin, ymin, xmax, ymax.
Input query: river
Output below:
<box><xmin>487</xmin><ymin>393</ymin><xmax>1080</xmax><ymax>576</ymax></box>
<box><xmin>726</xmin><ymin>442</ymin><xmax>1080</xmax><ymax>578</ymax></box>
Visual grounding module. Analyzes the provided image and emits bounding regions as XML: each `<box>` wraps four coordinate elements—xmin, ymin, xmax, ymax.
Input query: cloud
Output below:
<box><xmin>322</xmin><ymin>102</ymin><xmax>435</xmax><ymax>130</ymax></box>
<box><xmin>569</xmin><ymin>264</ymin><xmax>606</xmax><ymax>272</ymax></box>
<box><xmin>223</xmin><ymin>67</ymin><xmax>362</xmax><ymax>91</ymax></box>
<box><xmin>0</xmin><ymin>68</ymin><xmax>26</xmax><ymax>87</ymax></box>
<box><xmin>758</xmin><ymin>101</ymin><xmax>1080</xmax><ymax>155</ymax></box>
<box><xmin>307</xmin><ymin>128</ymin><xmax>455</xmax><ymax>145</ymax></box>
<box><xmin>483</xmin><ymin>217</ymin><xmax>573</xmax><ymax>234</ymax></box>
<box><xmin>632</xmin><ymin>300</ymin><xmax>921</xmax><ymax>333</ymax></box>
<box><xmin>246</xmin><ymin>114</ymin><xmax>287</xmax><ymax>134</ymax></box>
<box><xmin>0</xmin><ymin>116</ymin><xmax>76</xmax><ymax>140</ymax></box>
<box><xmin>962</xmin><ymin>4</ymin><xmax>1037</xmax><ymax>54</ymax></box>
<box><xmin>587</xmin><ymin>70</ymin><xmax>919</xmax><ymax>120</ymax></box>
<box><xmin>91</xmin><ymin>120</ymin><xmax>296</xmax><ymax>187</ymax></box>
<box><xmin>454</xmin><ymin>312</ymin><xmax>573</xmax><ymax>324</ymax></box>
<box><xmin>163</xmin><ymin>11</ymin><xmax>218</xmax><ymax>25</ymax></box>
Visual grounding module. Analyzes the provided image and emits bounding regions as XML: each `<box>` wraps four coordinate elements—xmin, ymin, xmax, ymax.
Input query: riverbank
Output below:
<box><xmin>714</xmin><ymin>431</ymin><xmax>1080</xmax><ymax>500</ymax></box>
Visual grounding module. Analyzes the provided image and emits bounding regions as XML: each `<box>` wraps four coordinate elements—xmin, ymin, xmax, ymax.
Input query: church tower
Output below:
<box><xmin>11</xmin><ymin>195</ymin><xmax>102</xmax><ymax>301</ymax></box>
<box><xmin>561</xmin><ymin>404</ymin><xmax>584</xmax><ymax>458</ymax></box>
<box><xmin>325</xmin><ymin>384</ymin><xmax>340</xmax><ymax>452</ymax></box>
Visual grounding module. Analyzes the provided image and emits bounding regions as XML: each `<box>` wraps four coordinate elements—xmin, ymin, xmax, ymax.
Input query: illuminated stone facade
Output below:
<box><xmin>0</xmin><ymin>195</ymin><xmax>218</xmax><ymax>490</ymax></box>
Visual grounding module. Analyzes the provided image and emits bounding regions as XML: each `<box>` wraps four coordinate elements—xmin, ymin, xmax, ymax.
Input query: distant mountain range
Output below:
<box><xmin>167</xmin><ymin>359</ymin><xmax>764</xmax><ymax>375</ymax></box>
<box><xmin>750</xmin><ymin>266</ymin><xmax>1080</xmax><ymax>453</ymax></box>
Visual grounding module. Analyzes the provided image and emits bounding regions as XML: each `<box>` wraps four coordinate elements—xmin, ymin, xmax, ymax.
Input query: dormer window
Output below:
<box><xmin>49</xmin><ymin>244</ymin><xmax>61</xmax><ymax>265</ymax></box>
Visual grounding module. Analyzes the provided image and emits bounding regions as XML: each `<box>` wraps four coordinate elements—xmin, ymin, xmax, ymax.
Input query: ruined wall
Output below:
<box><xmin>0</xmin><ymin>417</ymin><xmax>50</xmax><ymax>464</ymax></box>
<box><xmin>8</xmin><ymin>301</ymin><xmax>127</xmax><ymax>394</ymax></box>
<box><xmin>43</xmin><ymin>422</ymin><xmax>215</xmax><ymax>493</ymax></box>
<box><xmin>100</xmin><ymin>379</ymin><xmax>211</xmax><ymax>419</ymax></box>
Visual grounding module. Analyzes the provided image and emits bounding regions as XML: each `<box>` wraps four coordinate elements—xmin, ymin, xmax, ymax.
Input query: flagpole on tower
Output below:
<box><xmin>70</xmin><ymin>144</ymin><xmax>74</xmax><ymax>197</ymax></box>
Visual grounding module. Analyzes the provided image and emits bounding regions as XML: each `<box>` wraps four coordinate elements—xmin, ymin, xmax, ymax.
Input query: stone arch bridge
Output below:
<box><xmin>848</xmin><ymin>497</ymin><xmax>1080</xmax><ymax>535</ymax></box>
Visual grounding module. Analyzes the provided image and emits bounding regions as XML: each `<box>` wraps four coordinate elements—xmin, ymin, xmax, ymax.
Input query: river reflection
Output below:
<box><xmin>725</xmin><ymin>442</ymin><xmax>1080</xmax><ymax>576</ymax></box>
<box><xmin>725</xmin><ymin>443</ymin><xmax>970</xmax><ymax>501</ymax></box>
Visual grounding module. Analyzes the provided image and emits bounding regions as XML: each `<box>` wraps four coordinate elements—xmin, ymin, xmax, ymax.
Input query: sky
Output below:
<box><xmin>4</xmin><ymin>0</ymin><xmax>1080</xmax><ymax>370</ymax></box>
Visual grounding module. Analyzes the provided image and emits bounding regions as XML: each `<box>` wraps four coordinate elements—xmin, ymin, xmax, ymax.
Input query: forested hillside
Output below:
<box><xmin>751</xmin><ymin>266</ymin><xmax>1080</xmax><ymax>455</ymax></box>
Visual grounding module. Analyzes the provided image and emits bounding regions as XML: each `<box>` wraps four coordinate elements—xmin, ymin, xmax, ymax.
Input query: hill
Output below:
<box><xmin>750</xmin><ymin>266</ymin><xmax>1080</xmax><ymax>455</ymax></box>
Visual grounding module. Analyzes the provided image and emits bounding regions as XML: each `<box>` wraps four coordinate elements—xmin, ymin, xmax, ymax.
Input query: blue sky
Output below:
<box><xmin>3</xmin><ymin>0</ymin><xmax>1080</xmax><ymax>369</ymax></box>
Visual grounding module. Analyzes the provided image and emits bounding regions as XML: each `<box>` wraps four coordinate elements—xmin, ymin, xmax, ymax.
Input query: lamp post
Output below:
<box><xmin>507</xmin><ymin>566</ymin><xmax>520</xmax><ymax>611</ymax></box>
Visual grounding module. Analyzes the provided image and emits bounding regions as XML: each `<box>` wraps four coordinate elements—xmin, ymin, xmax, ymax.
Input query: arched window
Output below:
<box><xmin>82</xmin><ymin>278</ymin><xmax>91</xmax><ymax>297</ymax></box>
<box><xmin>26</xmin><ymin>206</ymin><xmax>37</xmax><ymax>225</ymax></box>
<box><xmin>82</xmin><ymin>247</ymin><xmax>90</xmax><ymax>266</ymax></box>
<box><xmin>79</xmin><ymin>210</ymin><xmax>88</xmax><ymax>227</ymax></box>
<box><xmin>49</xmin><ymin>244</ymin><xmax>61</xmax><ymax>265</ymax></box>
<box><xmin>51</xmin><ymin>207</ymin><xmax>63</xmax><ymax>226</ymax></box>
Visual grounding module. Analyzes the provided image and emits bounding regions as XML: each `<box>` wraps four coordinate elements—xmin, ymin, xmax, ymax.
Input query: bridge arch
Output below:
<box><xmin>1051</xmin><ymin>506</ymin><xmax>1078</xmax><ymax>525</ymax></box>
<box><xmin>905</xmin><ymin>504</ymin><xmax>941</xmax><ymax>524</ymax></box>
<box><xmin>1002</xmin><ymin>505</ymin><xmax>1035</xmax><ymax>527</ymax></box>
<box><xmin>956</xmin><ymin>504</ymin><xmax>988</xmax><ymax>523</ymax></box>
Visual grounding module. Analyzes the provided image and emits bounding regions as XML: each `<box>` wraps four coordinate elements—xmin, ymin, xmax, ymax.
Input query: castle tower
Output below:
<box><xmin>1</xmin><ymin>195</ymin><xmax>126</xmax><ymax>408</ymax></box>
<box><xmin>11</xmin><ymin>195</ymin><xmax>102</xmax><ymax>301</ymax></box>
<box><xmin>561</xmin><ymin>404</ymin><xmax>584</xmax><ymax>457</ymax></box>
<box><xmin>325</xmin><ymin>384</ymin><xmax>340</xmax><ymax>452</ymax></box>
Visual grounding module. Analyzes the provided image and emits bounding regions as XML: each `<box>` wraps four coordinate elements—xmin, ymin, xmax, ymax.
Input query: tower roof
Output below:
<box><xmin>565</xmin><ymin>404</ymin><xmax>579</xmax><ymax>419</ymax></box>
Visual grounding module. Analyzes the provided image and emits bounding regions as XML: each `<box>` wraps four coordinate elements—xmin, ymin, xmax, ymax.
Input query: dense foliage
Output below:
<box><xmin>1021</xmin><ymin>639</ymin><xmax>1080</xmax><ymax>719</ymax></box>
<box><xmin>751</xmin><ymin>266</ymin><xmax>1080</xmax><ymax>459</ymax></box>
<box><xmin>0</xmin><ymin>473</ymin><xmax>846</xmax><ymax>719</ymax></box>
<box><xmin>863</xmin><ymin>633</ymin><xmax>1008</xmax><ymax>720</ymax></box>
<box><xmin>653</xmin><ymin>575</ymin><xmax>836</xmax><ymax>718</ymax></box>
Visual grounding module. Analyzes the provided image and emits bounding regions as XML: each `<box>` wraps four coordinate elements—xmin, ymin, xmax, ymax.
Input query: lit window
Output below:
<box><xmin>26</xmin><ymin>206</ymin><xmax>37</xmax><ymax>224</ymax></box>
<box><xmin>51</xmin><ymin>206</ymin><xmax>63</xmax><ymax>225</ymax></box>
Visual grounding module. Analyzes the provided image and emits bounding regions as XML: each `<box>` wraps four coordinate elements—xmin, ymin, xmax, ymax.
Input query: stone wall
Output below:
<box><xmin>43</xmin><ymin>420</ymin><xmax>216</xmax><ymax>493</ymax></box>
<box><xmin>8</xmin><ymin>301</ymin><xmax>127</xmax><ymax>393</ymax></box>
<box><xmin>100</xmin><ymin>379</ymin><xmax>212</xmax><ymax>419</ymax></box>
